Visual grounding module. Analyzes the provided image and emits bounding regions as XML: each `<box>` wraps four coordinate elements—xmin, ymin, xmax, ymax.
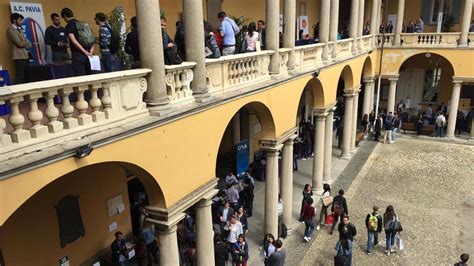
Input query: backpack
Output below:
<box><xmin>105</xmin><ymin>25</ymin><xmax>120</xmax><ymax>54</ymax></box>
<box><xmin>393</xmin><ymin>118</ymin><xmax>400</xmax><ymax>128</ymax></box>
<box><xmin>368</xmin><ymin>214</ymin><xmax>378</xmax><ymax>231</ymax></box>
<box><xmin>333</xmin><ymin>201</ymin><xmax>342</xmax><ymax>215</ymax></box>
<box><xmin>207</xmin><ymin>34</ymin><xmax>221</xmax><ymax>58</ymax></box>
<box><xmin>280</xmin><ymin>223</ymin><xmax>288</xmax><ymax>238</ymax></box>
<box><xmin>75</xmin><ymin>21</ymin><xmax>95</xmax><ymax>49</ymax></box>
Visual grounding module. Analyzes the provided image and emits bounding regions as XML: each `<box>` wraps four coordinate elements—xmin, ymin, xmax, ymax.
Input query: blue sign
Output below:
<box><xmin>235</xmin><ymin>139</ymin><xmax>249</xmax><ymax>179</ymax></box>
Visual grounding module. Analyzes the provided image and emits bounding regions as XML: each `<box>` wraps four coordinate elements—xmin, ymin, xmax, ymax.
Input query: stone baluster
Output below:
<box><xmin>101</xmin><ymin>83</ymin><xmax>113</xmax><ymax>119</ymax></box>
<box><xmin>74</xmin><ymin>85</ymin><xmax>93</xmax><ymax>126</ymax></box>
<box><xmin>60</xmin><ymin>87</ymin><xmax>78</xmax><ymax>129</ymax></box>
<box><xmin>0</xmin><ymin>101</ymin><xmax>12</xmax><ymax>146</ymax></box>
<box><xmin>89</xmin><ymin>83</ymin><xmax>105</xmax><ymax>122</ymax></box>
<box><xmin>43</xmin><ymin>90</ymin><xmax>63</xmax><ymax>133</ymax></box>
<box><xmin>26</xmin><ymin>93</ymin><xmax>48</xmax><ymax>138</ymax></box>
<box><xmin>7</xmin><ymin>97</ymin><xmax>30</xmax><ymax>143</ymax></box>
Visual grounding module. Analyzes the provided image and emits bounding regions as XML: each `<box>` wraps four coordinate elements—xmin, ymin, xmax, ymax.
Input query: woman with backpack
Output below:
<box><xmin>317</xmin><ymin>183</ymin><xmax>332</xmax><ymax>231</ymax></box>
<box><xmin>334</xmin><ymin>238</ymin><xmax>352</xmax><ymax>266</ymax></box>
<box><xmin>383</xmin><ymin>205</ymin><xmax>401</xmax><ymax>256</ymax></box>
<box><xmin>299</xmin><ymin>184</ymin><xmax>313</xmax><ymax>221</ymax></box>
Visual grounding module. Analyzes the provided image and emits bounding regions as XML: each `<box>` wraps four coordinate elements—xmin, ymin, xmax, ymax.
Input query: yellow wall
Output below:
<box><xmin>0</xmin><ymin>163</ymin><xmax>131</xmax><ymax>266</ymax></box>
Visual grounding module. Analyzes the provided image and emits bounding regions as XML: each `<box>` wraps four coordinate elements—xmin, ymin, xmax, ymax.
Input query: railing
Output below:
<box><xmin>1</xmin><ymin>69</ymin><xmax>150</xmax><ymax>157</ymax></box>
<box><xmin>401</xmin><ymin>33</ymin><xmax>461</xmax><ymax>47</ymax></box>
<box><xmin>278</xmin><ymin>48</ymin><xmax>292</xmax><ymax>75</ymax></box>
<box><xmin>360</xmin><ymin>35</ymin><xmax>373</xmax><ymax>51</ymax></box>
<box><xmin>165</xmin><ymin>62</ymin><xmax>196</xmax><ymax>105</ymax></box>
<box><xmin>205</xmin><ymin>51</ymin><xmax>274</xmax><ymax>95</ymax></box>
<box><xmin>336</xmin><ymin>38</ymin><xmax>354</xmax><ymax>59</ymax></box>
<box><xmin>293</xmin><ymin>43</ymin><xmax>324</xmax><ymax>71</ymax></box>
<box><xmin>377</xmin><ymin>34</ymin><xmax>394</xmax><ymax>47</ymax></box>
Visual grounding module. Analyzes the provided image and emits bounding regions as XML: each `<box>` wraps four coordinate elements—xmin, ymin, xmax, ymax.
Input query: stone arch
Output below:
<box><xmin>362</xmin><ymin>56</ymin><xmax>374</xmax><ymax>79</ymax></box>
<box><xmin>398</xmin><ymin>52</ymin><xmax>455</xmax><ymax>75</ymax></box>
<box><xmin>340</xmin><ymin>65</ymin><xmax>355</xmax><ymax>90</ymax></box>
<box><xmin>306</xmin><ymin>78</ymin><xmax>325</xmax><ymax>108</ymax></box>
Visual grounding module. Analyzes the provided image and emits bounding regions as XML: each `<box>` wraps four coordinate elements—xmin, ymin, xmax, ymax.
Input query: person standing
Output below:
<box><xmin>245</xmin><ymin>22</ymin><xmax>259</xmax><ymax>52</ymax></box>
<box><xmin>125</xmin><ymin>16</ymin><xmax>140</xmax><ymax>67</ymax></box>
<box><xmin>374</xmin><ymin>114</ymin><xmax>383</xmax><ymax>142</ymax></box>
<box><xmin>260</xmin><ymin>233</ymin><xmax>276</xmax><ymax>265</ymax></box>
<box><xmin>62</xmin><ymin>8</ymin><xmax>94</xmax><ymax>76</ymax></box>
<box><xmin>236</xmin><ymin>206</ymin><xmax>249</xmax><ymax>234</ymax></box>
<box><xmin>365</xmin><ymin>206</ymin><xmax>383</xmax><ymax>255</ymax></box>
<box><xmin>141</xmin><ymin>222</ymin><xmax>158</xmax><ymax>264</ymax></box>
<box><xmin>135</xmin><ymin>235</ymin><xmax>149</xmax><ymax>266</ymax></box>
<box><xmin>268</xmin><ymin>239</ymin><xmax>286</xmax><ymax>266</ymax></box>
<box><xmin>455</xmin><ymin>253</ymin><xmax>470</xmax><ymax>266</ymax></box>
<box><xmin>302</xmin><ymin>198</ymin><xmax>316</xmax><ymax>242</ymax></box>
<box><xmin>300</xmin><ymin>184</ymin><xmax>313</xmax><ymax>221</ymax></box>
<box><xmin>392</xmin><ymin>114</ymin><xmax>401</xmax><ymax>143</ymax></box>
<box><xmin>6</xmin><ymin>13</ymin><xmax>31</xmax><ymax>84</ymax></box>
<box><xmin>368</xmin><ymin>110</ymin><xmax>376</xmax><ymax>133</ymax></box>
<box><xmin>330</xmin><ymin>189</ymin><xmax>348</xmax><ymax>235</ymax></box>
<box><xmin>338</xmin><ymin>216</ymin><xmax>357</xmax><ymax>242</ymax></box>
<box><xmin>218</xmin><ymin>11</ymin><xmax>239</xmax><ymax>56</ymax></box>
<box><xmin>384</xmin><ymin>112</ymin><xmax>394</xmax><ymax>144</ymax></box>
<box><xmin>174</xmin><ymin>21</ymin><xmax>185</xmax><ymax>60</ymax></box>
<box><xmin>214</xmin><ymin>234</ymin><xmax>230</xmax><ymax>266</ymax></box>
<box><xmin>435</xmin><ymin>112</ymin><xmax>446</xmax><ymax>138</ymax></box>
<box><xmin>219</xmin><ymin>200</ymin><xmax>235</xmax><ymax>237</ymax></box>
<box><xmin>45</xmin><ymin>13</ymin><xmax>69</xmax><ymax>63</ymax></box>
<box><xmin>386</xmin><ymin>21</ymin><xmax>394</xmax><ymax>33</ymax></box>
<box><xmin>111</xmin><ymin>231</ymin><xmax>127</xmax><ymax>266</ymax></box>
<box><xmin>416</xmin><ymin>17</ymin><xmax>425</xmax><ymax>33</ymax></box>
<box><xmin>335</xmin><ymin>238</ymin><xmax>353</xmax><ymax>266</ymax></box>
<box><xmin>225</xmin><ymin>215</ymin><xmax>244</xmax><ymax>246</ymax></box>
<box><xmin>317</xmin><ymin>183</ymin><xmax>332</xmax><ymax>231</ymax></box>
<box><xmin>242</xmin><ymin>177</ymin><xmax>254</xmax><ymax>217</ymax></box>
<box><xmin>232</xmin><ymin>234</ymin><xmax>249</xmax><ymax>266</ymax></box>
<box><xmin>94</xmin><ymin>12</ymin><xmax>117</xmax><ymax>72</ymax></box>
<box><xmin>257</xmin><ymin>20</ymin><xmax>266</xmax><ymax>50</ymax></box>
<box><xmin>416</xmin><ymin>114</ymin><xmax>424</xmax><ymax>136</ymax></box>
<box><xmin>383</xmin><ymin>205</ymin><xmax>399</xmax><ymax>256</ymax></box>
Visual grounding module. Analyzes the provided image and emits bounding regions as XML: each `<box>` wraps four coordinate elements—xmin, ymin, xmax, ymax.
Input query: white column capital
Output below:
<box><xmin>363</xmin><ymin>77</ymin><xmax>375</xmax><ymax>83</ymax></box>
<box><xmin>388</xmin><ymin>77</ymin><xmax>399</xmax><ymax>83</ymax></box>
<box><xmin>452</xmin><ymin>80</ymin><xmax>464</xmax><ymax>85</ymax></box>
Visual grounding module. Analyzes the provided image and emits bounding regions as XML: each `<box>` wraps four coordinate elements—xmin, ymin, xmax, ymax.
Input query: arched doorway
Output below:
<box><xmin>0</xmin><ymin>162</ymin><xmax>163</xmax><ymax>266</ymax></box>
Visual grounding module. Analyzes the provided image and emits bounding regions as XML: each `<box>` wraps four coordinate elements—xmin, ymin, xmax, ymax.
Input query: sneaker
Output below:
<box><xmin>303</xmin><ymin>236</ymin><xmax>309</xmax><ymax>242</ymax></box>
<box><xmin>316</xmin><ymin>225</ymin><xmax>320</xmax><ymax>231</ymax></box>
<box><xmin>386</xmin><ymin>250</ymin><xmax>390</xmax><ymax>256</ymax></box>
<box><xmin>302</xmin><ymin>158</ymin><xmax>307</xmax><ymax>160</ymax></box>
<box><xmin>329</xmin><ymin>230</ymin><xmax>333</xmax><ymax>235</ymax></box>
<box><xmin>321</xmin><ymin>223</ymin><xmax>327</xmax><ymax>226</ymax></box>
<box><xmin>391</xmin><ymin>247</ymin><xmax>396</xmax><ymax>253</ymax></box>
<box><xmin>366</xmin><ymin>251</ymin><xmax>371</xmax><ymax>255</ymax></box>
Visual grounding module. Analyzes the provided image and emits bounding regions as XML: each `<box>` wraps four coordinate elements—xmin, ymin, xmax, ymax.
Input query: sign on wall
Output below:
<box><xmin>236</xmin><ymin>139</ymin><xmax>249</xmax><ymax>179</ymax></box>
<box><xmin>10</xmin><ymin>2</ymin><xmax>47</xmax><ymax>65</ymax></box>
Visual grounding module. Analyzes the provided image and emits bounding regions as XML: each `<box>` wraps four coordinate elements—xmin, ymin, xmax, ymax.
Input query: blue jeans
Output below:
<box><xmin>101</xmin><ymin>52</ymin><xmax>118</xmax><ymax>72</ymax></box>
<box><xmin>367</xmin><ymin>231</ymin><xmax>379</xmax><ymax>252</ymax></box>
<box><xmin>385</xmin><ymin>230</ymin><xmax>396</xmax><ymax>251</ymax></box>
<box><xmin>392</xmin><ymin>128</ymin><xmax>398</xmax><ymax>142</ymax></box>
<box><xmin>304</xmin><ymin>219</ymin><xmax>314</xmax><ymax>238</ymax></box>
<box><xmin>436</xmin><ymin>127</ymin><xmax>444</xmax><ymax>138</ymax></box>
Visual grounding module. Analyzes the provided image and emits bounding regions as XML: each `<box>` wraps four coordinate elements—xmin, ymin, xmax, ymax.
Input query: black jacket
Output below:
<box><xmin>111</xmin><ymin>238</ymin><xmax>127</xmax><ymax>264</ymax></box>
<box><xmin>331</xmin><ymin>195</ymin><xmax>348</xmax><ymax>215</ymax></box>
<box><xmin>214</xmin><ymin>240</ymin><xmax>230</xmax><ymax>266</ymax></box>
<box><xmin>365</xmin><ymin>212</ymin><xmax>383</xmax><ymax>232</ymax></box>
<box><xmin>338</xmin><ymin>222</ymin><xmax>357</xmax><ymax>241</ymax></box>
<box><xmin>375</xmin><ymin>117</ymin><xmax>383</xmax><ymax>132</ymax></box>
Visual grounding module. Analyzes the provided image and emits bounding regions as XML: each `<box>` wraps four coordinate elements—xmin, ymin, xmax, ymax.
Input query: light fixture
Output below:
<box><xmin>74</xmin><ymin>144</ymin><xmax>93</xmax><ymax>158</ymax></box>
<box><xmin>313</xmin><ymin>70</ymin><xmax>320</xmax><ymax>78</ymax></box>
<box><xmin>425</xmin><ymin>53</ymin><xmax>431</xmax><ymax>58</ymax></box>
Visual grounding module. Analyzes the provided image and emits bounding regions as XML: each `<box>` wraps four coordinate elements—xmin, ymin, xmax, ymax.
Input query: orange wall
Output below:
<box><xmin>0</xmin><ymin>163</ymin><xmax>131</xmax><ymax>266</ymax></box>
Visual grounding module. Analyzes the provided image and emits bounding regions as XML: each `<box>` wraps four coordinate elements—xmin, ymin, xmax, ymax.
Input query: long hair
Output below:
<box><xmin>304</xmin><ymin>184</ymin><xmax>311</xmax><ymax>191</ymax></box>
<box><xmin>323</xmin><ymin>183</ymin><xmax>331</xmax><ymax>194</ymax></box>
<box><xmin>247</xmin><ymin>22</ymin><xmax>256</xmax><ymax>38</ymax></box>
<box><xmin>384</xmin><ymin>205</ymin><xmax>395</xmax><ymax>221</ymax></box>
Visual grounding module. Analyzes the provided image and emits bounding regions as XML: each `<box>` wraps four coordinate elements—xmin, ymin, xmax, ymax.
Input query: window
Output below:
<box><xmin>430</xmin><ymin>0</ymin><xmax>453</xmax><ymax>23</ymax></box>
<box><xmin>422</xmin><ymin>69</ymin><xmax>441</xmax><ymax>102</ymax></box>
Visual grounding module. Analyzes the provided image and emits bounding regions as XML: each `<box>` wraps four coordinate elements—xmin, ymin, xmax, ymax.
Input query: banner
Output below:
<box><xmin>297</xmin><ymin>16</ymin><xmax>309</xmax><ymax>39</ymax></box>
<box><xmin>235</xmin><ymin>139</ymin><xmax>249</xmax><ymax>179</ymax></box>
<box><xmin>10</xmin><ymin>2</ymin><xmax>47</xmax><ymax>65</ymax></box>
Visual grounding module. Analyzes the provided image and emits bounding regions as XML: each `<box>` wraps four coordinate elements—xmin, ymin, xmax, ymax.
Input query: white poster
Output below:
<box><xmin>297</xmin><ymin>16</ymin><xmax>309</xmax><ymax>39</ymax></box>
<box><xmin>10</xmin><ymin>2</ymin><xmax>47</xmax><ymax>65</ymax></box>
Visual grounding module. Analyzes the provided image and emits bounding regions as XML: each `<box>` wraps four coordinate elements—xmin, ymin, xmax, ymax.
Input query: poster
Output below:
<box><xmin>235</xmin><ymin>139</ymin><xmax>249</xmax><ymax>179</ymax></box>
<box><xmin>10</xmin><ymin>2</ymin><xmax>47</xmax><ymax>65</ymax></box>
<box><xmin>297</xmin><ymin>16</ymin><xmax>309</xmax><ymax>39</ymax></box>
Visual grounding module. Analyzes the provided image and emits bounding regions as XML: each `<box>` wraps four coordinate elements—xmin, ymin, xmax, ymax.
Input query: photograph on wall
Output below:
<box><xmin>10</xmin><ymin>2</ymin><xmax>47</xmax><ymax>65</ymax></box>
<box><xmin>297</xmin><ymin>16</ymin><xmax>309</xmax><ymax>39</ymax></box>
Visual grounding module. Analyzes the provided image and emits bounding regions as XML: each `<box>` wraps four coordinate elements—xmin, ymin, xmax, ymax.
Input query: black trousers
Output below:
<box><xmin>14</xmin><ymin>59</ymin><xmax>29</xmax><ymax>84</ymax></box>
<box><xmin>71</xmin><ymin>52</ymin><xmax>91</xmax><ymax>76</ymax></box>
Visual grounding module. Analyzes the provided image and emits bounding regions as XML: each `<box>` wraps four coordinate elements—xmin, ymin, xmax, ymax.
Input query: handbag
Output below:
<box><xmin>325</xmin><ymin>213</ymin><xmax>334</xmax><ymax>225</ymax></box>
<box><xmin>334</xmin><ymin>254</ymin><xmax>348</xmax><ymax>266</ymax></box>
<box><xmin>164</xmin><ymin>46</ymin><xmax>183</xmax><ymax>65</ymax></box>
<box><xmin>389</xmin><ymin>220</ymin><xmax>403</xmax><ymax>232</ymax></box>
<box><xmin>322</xmin><ymin>195</ymin><xmax>333</xmax><ymax>207</ymax></box>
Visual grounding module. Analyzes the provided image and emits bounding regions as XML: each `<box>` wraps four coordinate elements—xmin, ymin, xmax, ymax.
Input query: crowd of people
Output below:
<box><xmin>378</xmin><ymin>17</ymin><xmax>425</xmax><ymax>34</ymax></box>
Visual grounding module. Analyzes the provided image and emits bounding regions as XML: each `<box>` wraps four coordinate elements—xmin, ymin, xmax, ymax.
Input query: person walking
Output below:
<box><xmin>218</xmin><ymin>11</ymin><xmax>239</xmax><ymax>56</ymax></box>
<box><xmin>232</xmin><ymin>234</ymin><xmax>249</xmax><ymax>266</ymax></box>
<box><xmin>260</xmin><ymin>233</ymin><xmax>276</xmax><ymax>265</ymax></box>
<box><xmin>7</xmin><ymin>13</ymin><xmax>31</xmax><ymax>84</ymax></box>
<box><xmin>365</xmin><ymin>206</ymin><xmax>383</xmax><ymax>255</ymax></box>
<box><xmin>374</xmin><ymin>114</ymin><xmax>383</xmax><ymax>142</ymax></box>
<box><xmin>335</xmin><ymin>238</ymin><xmax>353</xmax><ymax>266</ymax></box>
<box><xmin>338</xmin><ymin>216</ymin><xmax>357</xmax><ymax>242</ymax></box>
<box><xmin>361</xmin><ymin>114</ymin><xmax>369</xmax><ymax>135</ymax></box>
<box><xmin>330</xmin><ymin>189</ymin><xmax>348</xmax><ymax>235</ymax></box>
<box><xmin>45</xmin><ymin>13</ymin><xmax>69</xmax><ymax>63</ymax></box>
<box><xmin>225</xmin><ymin>215</ymin><xmax>244</xmax><ymax>247</ymax></box>
<box><xmin>455</xmin><ymin>253</ymin><xmax>470</xmax><ymax>266</ymax></box>
<box><xmin>302</xmin><ymin>198</ymin><xmax>316</xmax><ymax>242</ymax></box>
<box><xmin>267</xmin><ymin>239</ymin><xmax>286</xmax><ymax>266</ymax></box>
<box><xmin>368</xmin><ymin>110</ymin><xmax>376</xmax><ymax>133</ymax></box>
<box><xmin>392</xmin><ymin>114</ymin><xmax>401</xmax><ymax>143</ymax></box>
<box><xmin>317</xmin><ymin>183</ymin><xmax>332</xmax><ymax>231</ymax></box>
<box><xmin>300</xmin><ymin>184</ymin><xmax>313</xmax><ymax>221</ymax></box>
<box><xmin>383</xmin><ymin>205</ymin><xmax>400</xmax><ymax>256</ymax></box>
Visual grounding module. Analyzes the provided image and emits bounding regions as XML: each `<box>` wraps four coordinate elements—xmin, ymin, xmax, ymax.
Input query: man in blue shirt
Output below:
<box><xmin>95</xmin><ymin>12</ymin><xmax>117</xmax><ymax>72</ymax></box>
<box><xmin>218</xmin><ymin>11</ymin><xmax>239</xmax><ymax>56</ymax></box>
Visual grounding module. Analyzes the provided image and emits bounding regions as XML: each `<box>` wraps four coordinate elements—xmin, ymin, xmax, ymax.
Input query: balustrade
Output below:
<box><xmin>0</xmin><ymin>69</ymin><xmax>150</xmax><ymax>158</ymax></box>
<box><xmin>293</xmin><ymin>43</ymin><xmax>324</xmax><ymax>71</ymax></box>
<box><xmin>377</xmin><ymin>34</ymin><xmax>394</xmax><ymax>47</ymax></box>
<box><xmin>336</xmin><ymin>38</ymin><xmax>354</xmax><ymax>59</ymax></box>
<box><xmin>401</xmin><ymin>33</ymin><xmax>460</xmax><ymax>47</ymax></box>
<box><xmin>165</xmin><ymin>62</ymin><xmax>196</xmax><ymax>105</ymax></box>
<box><xmin>278</xmin><ymin>48</ymin><xmax>292</xmax><ymax>75</ymax></box>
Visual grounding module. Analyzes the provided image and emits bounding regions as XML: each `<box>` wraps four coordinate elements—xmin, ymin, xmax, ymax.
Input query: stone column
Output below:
<box><xmin>350</xmin><ymin>89</ymin><xmax>360</xmax><ymax>152</ymax></box>
<box><xmin>471</xmin><ymin>116</ymin><xmax>474</xmax><ymax>140</ymax></box>
<box><xmin>393</xmin><ymin>0</ymin><xmax>405</xmax><ymax>45</ymax></box>
<box><xmin>232</xmin><ymin>113</ymin><xmax>241</xmax><ymax>145</ymax></box>
<box><xmin>183</xmin><ymin>0</ymin><xmax>208</xmax><ymax>96</ymax></box>
<box><xmin>323</xmin><ymin>108</ymin><xmax>335</xmax><ymax>183</ymax></box>
<box><xmin>350</xmin><ymin>0</ymin><xmax>360</xmax><ymax>52</ymax></box>
<box><xmin>362</xmin><ymin>78</ymin><xmax>374</xmax><ymax>119</ymax></box>
<box><xmin>266</xmin><ymin>0</ymin><xmax>280</xmax><ymax>74</ymax></box>
<box><xmin>265</xmin><ymin>147</ymin><xmax>280</xmax><ymax>237</ymax></box>
<box><xmin>196</xmin><ymin>198</ymin><xmax>215</xmax><ymax>266</ymax></box>
<box><xmin>459</xmin><ymin>0</ymin><xmax>473</xmax><ymax>46</ymax></box>
<box><xmin>158</xmin><ymin>225</ymin><xmax>180</xmax><ymax>266</ymax></box>
<box><xmin>370</xmin><ymin>0</ymin><xmax>378</xmax><ymax>35</ymax></box>
<box><xmin>446</xmin><ymin>81</ymin><xmax>462</xmax><ymax>139</ymax></box>
<box><xmin>341</xmin><ymin>92</ymin><xmax>354</xmax><ymax>158</ymax></box>
<box><xmin>281</xmin><ymin>137</ymin><xmax>295</xmax><ymax>228</ymax></box>
<box><xmin>320</xmin><ymin>0</ymin><xmax>331</xmax><ymax>62</ymax></box>
<box><xmin>136</xmin><ymin>0</ymin><xmax>169</xmax><ymax>110</ymax></box>
<box><xmin>312</xmin><ymin>114</ymin><xmax>326</xmax><ymax>194</ymax></box>
<box><xmin>357</xmin><ymin>0</ymin><xmax>365</xmax><ymax>50</ymax></box>
<box><xmin>387</xmin><ymin>77</ymin><xmax>398</xmax><ymax>114</ymax></box>
<box><xmin>330</xmin><ymin>0</ymin><xmax>340</xmax><ymax>59</ymax></box>
<box><xmin>284</xmin><ymin>0</ymin><xmax>296</xmax><ymax>69</ymax></box>
<box><xmin>375</xmin><ymin>0</ymin><xmax>381</xmax><ymax>33</ymax></box>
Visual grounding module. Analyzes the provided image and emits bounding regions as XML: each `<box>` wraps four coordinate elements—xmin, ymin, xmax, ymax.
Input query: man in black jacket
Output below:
<box><xmin>111</xmin><ymin>231</ymin><xmax>127</xmax><ymax>266</ymax></box>
<box><xmin>45</xmin><ymin>13</ymin><xmax>69</xmax><ymax>62</ymax></box>
<box><xmin>330</xmin><ymin>189</ymin><xmax>348</xmax><ymax>234</ymax></box>
<box><xmin>374</xmin><ymin>114</ymin><xmax>384</xmax><ymax>141</ymax></box>
<box><xmin>338</xmin><ymin>215</ymin><xmax>357</xmax><ymax>241</ymax></box>
<box><xmin>214</xmin><ymin>234</ymin><xmax>229</xmax><ymax>266</ymax></box>
<box><xmin>365</xmin><ymin>206</ymin><xmax>383</xmax><ymax>255</ymax></box>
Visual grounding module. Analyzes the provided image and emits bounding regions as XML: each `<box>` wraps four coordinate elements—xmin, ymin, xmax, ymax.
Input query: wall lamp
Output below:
<box><xmin>74</xmin><ymin>144</ymin><xmax>94</xmax><ymax>159</ymax></box>
<box><xmin>313</xmin><ymin>70</ymin><xmax>320</xmax><ymax>78</ymax></box>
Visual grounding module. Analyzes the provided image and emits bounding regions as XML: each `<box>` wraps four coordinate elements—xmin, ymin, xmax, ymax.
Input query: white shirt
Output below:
<box><xmin>226</xmin><ymin>221</ymin><xmax>243</xmax><ymax>243</ymax></box>
<box><xmin>246</xmin><ymin>31</ymin><xmax>259</xmax><ymax>51</ymax></box>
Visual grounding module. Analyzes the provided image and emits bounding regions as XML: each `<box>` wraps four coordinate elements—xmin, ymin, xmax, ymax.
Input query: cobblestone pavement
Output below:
<box><xmin>298</xmin><ymin>138</ymin><xmax>474</xmax><ymax>265</ymax></box>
